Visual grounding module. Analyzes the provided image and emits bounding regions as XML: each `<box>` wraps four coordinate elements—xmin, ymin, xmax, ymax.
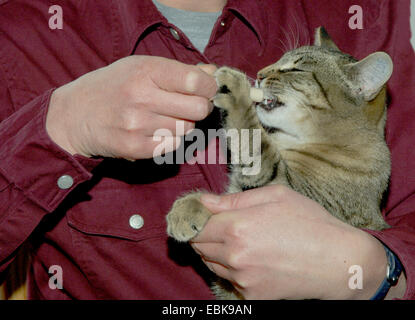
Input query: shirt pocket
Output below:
<box><xmin>66</xmin><ymin>161</ymin><xmax>210</xmax><ymax>242</ymax></box>
<box><xmin>64</xmin><ymin>161</ymin><xmax>212</xmax><ymax>299</ymax></box>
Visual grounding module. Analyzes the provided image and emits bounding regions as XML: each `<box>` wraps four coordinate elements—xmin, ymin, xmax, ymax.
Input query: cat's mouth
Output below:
<box><xmin>254</xmin><ymin>82</ymin><xmax>289</xmax><ymax>134</ymax></box>
<box><xmin>252</xmin><ymin>79</ymin><xmax>283</xmax><ymax>110</ymax></box>
<box><xmin>253</xmin><ymin>78</ymin><xmax>285</xmax><ymax>111</ymax></box>
<box><xmin>259</xmin><ymin>121</ymin><xmax>299</xmax><ymax>138</ymax></box>
<box><xmin>260</xmin><ymin>124</ymin><xmax>281</xmax><ymax>134</ymax></box>
<box><xmin>256</xmin><ymin>97</ymin><xmax>284</xmax><ymax>112</ymax></box>
<box><xmin>256</xmin><ymin>102</ymin><xmax>299</xmax><ymax>138</ymax></box>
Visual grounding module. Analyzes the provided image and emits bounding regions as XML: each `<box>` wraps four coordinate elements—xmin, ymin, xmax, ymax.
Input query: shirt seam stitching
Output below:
<box><xmin>0</xmin><ymin>42</ymin><xmax>17</xmax><ymax>112</ymax></box>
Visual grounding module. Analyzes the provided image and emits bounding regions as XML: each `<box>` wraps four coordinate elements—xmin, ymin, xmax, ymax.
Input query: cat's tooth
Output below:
<box><xmin>250</xmin><ymin>87</ymin><xmax>264</xmax><ymax>102</ymax></box>
<box><xmin>255</xmin><ymin>79</ymin><xmax>259</xmax><ymax>88</ymax></box>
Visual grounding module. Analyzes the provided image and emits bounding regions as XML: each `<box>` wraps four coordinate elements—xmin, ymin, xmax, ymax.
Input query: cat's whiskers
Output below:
<box><xmin>287</xmin><ymin>23</ymin><xmax>297</xmax><ymax>51</ymax></box>
<box><xmin>246</xmin><ymin>74</ymin><xmax>258</xmax><ymax>87</ymax></box>
<box><xmin>278</xmin><ymin>38</ymin><xmax>289</xmax><ymax>54</ymax></box>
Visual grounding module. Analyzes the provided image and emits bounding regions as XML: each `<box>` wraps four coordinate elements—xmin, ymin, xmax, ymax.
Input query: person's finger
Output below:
<box><xmin>120</xmin><ymin>135</ymin><xmax>182</xmax><ymax>159</ymax></box>
<box><xmin>191</xmin><ymin>242</ymin><xmax>231</xmax><ymax>267</ymax></box>
<box><xmin>145</xmin><ymin>115</ymin><xmax>195</xmax><ymax>137</ymax></box>
<box><xmin>150</xmin><ymin>58</ymin><xmax>217</xmax><ymax>98</ymax></box>
<box><xmin>201</xmin><ymin>257</ymin><xmax>234</xmax><ymax>281</ymax></box>
<box><xmin>197</xmin><ymin>64</ymin><xmax>218</xmax><ymax>76</ymax></box>
<box><xmin>200</xmin><ymin>185</ymin><xmax>285</xmax><ymax>213</ymax></box>
<box><xmin>150</xmin><ymin>90</ymin><xmax>214</xmax><ymax>121</ymax></box>
<box><xmin>190</xmin><ymin>210</ymin><xmax>239</xmax><ymax>243</ymax></box>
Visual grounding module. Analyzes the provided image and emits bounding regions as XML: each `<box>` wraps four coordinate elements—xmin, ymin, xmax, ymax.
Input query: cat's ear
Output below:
<box><xmin>343</xmin><ymin>52</ymin><xmax>393</xmax><ymax>101</ymax></box>
<box><xmin>314</xmin><ymin>26</ymin><xmax>339</xmax><ymax>51</ymax></box>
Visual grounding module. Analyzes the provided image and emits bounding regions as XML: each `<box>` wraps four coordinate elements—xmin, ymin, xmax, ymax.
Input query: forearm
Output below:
<box><xmin>0</xmin><ymin>89</ymin><xmax>100</xmax><ymax>273</ymax></box>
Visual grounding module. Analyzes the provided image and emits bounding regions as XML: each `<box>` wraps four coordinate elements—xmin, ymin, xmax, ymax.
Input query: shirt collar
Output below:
<box><xmin>225</xmin><ymin>0</ymin><xmax>267</xmax><ymax>50</ymax></box>
<box><xmin>125</xmin><ymin>0</ymin><xmax>267</xmax><ymax>55</ymax></box>
<box><xmin>117</xmin><ymin>0</ymin><xmax>164</xmax><ymax>55</ymax></box>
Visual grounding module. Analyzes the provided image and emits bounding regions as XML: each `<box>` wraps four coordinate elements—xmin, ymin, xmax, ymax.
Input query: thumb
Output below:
<box><xmin>197</xmin><ymin>63</ymin><xmax>218</xmax><ymax>76</ymax></box>
<box><xmin>150</xmin><ymin>58</ymin><xmax>217</xmax><ymax>98</ymax></box>
<box><xmin>200</xmin><ymin>185</ymin><xmax>285</xmax><ymax>213</ymax></box>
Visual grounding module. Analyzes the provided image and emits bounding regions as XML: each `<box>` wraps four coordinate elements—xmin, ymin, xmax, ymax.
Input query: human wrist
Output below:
<box><xmin>369</xmin><ymin>244</ymin><xmax>404</xmax><ymax>300</ymax></box>
<box><xmin>342</xmin><ymin>229</ymin><xmax>388</xmax><ymax>300</ymax></box>
<box><xmin>46</xmin><ymin>86</ymin><xmax>82</xmax><ymax>156</ymax></box>
<box><xmin>384</xmin><ymin>267</ymin><xmax>406</xmax><ymax>300</ymax></box>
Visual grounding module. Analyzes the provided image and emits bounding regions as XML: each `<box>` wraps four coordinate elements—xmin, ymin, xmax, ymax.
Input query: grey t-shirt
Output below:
<box><xmin>152</xmin><ymin>0</ymin><xmax>222</xmax><ymax>53</ymax></box>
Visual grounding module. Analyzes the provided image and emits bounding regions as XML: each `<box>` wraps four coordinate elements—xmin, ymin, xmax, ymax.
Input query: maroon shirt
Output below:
<box><xmin>0</xmin><ymin>0</ymin><xmax>414</xmax><ymax>299</ymax></box>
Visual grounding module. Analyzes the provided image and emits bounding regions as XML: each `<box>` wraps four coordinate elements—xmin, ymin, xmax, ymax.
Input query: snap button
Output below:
<box><xmin>169</xmin><ymin>27</ymin><xmax>180</xmax><ymax>40</ymax></box>
<box><xmin>220</xmin><ymin>21</ymin><xmax>226</xmax><ymax>27</ymax></box>
<box><xmin>57</xmin><ymin>175</ymin><xmax>74</xmax><ymax>190</ymax></box>
<box><xmin>129</xmin><ymin>214</ymin><xmax>144</xmax><ymax>230</ymax></box>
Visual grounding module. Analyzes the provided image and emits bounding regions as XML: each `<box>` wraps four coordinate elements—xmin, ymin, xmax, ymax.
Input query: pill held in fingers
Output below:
<box><xmin>250</xmin><ymin>87</ymin><xmax>264</xmax><ymax>102</ymax></box>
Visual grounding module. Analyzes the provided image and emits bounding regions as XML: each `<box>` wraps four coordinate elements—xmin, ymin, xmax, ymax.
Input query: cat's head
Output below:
<box><xmin>255</xmin><ymin>27</ymin><xmax>393</xmax><ymax>148</ymax></box>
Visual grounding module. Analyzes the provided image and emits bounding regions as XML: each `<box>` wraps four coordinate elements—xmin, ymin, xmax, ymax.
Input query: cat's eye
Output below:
<box><xmin>279</xmin><ymin>68</ymin><xmax>305</xmax><ymax>73</ymax></box>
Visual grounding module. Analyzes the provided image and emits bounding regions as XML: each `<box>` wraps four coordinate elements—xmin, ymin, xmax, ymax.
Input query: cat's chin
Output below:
<box><xmin>257</xmin><ymin>117</ymin><xmax>300</xmax><ymax>139</ymax></box>
<box><xmin>256</xmin><ymin>108</ymin><xmax>281</xmax><ymax>134</ymax></box>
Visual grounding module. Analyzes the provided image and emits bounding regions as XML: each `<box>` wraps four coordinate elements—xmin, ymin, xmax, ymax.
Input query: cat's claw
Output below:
<box><xmin>166</xmin><ymin>193</ymin><xmax>212</xmax><ymax>242</ymax></box>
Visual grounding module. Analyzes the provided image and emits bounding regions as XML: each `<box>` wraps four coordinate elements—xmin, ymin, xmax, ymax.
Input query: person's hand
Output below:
<box><xmin>191</xmin><ymin>185</ymin><xmax>391</xmax><ymax>300</ymax></box>
<box><xmin>46</xmin><ymin>56</ymin><xmax>217</xmax><ymax>159</ymax></box>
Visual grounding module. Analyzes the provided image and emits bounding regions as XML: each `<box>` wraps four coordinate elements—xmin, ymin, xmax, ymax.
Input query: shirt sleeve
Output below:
<box><xmin>365</xmin><ymin>197</ymin><xmax>415</xmax><ymax>300</ymax></box>
<box><xmin>0</xmin><ymin>83</ymin><xmax>101</xmax><ymax>275</ymax></box>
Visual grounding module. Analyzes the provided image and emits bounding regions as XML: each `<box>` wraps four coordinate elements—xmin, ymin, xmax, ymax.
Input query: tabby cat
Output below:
<box><xmin>166</xmin><ymin>27</ymin><xmax>393</xmax><ymax>299</ymax></box>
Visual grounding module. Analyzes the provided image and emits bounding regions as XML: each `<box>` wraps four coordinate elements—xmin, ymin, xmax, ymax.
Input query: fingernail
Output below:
<box><xmin>208</xmin><ymin>101</ymin><xmax>214</xmax><ymax>113</ymax></box>
<box><xmin>185</xmin><ymin>71</ymin><xmax>199</xmax><ymax>93</ymax></box>
<box><xmin>191</xmin><ymin>243</ymin><xmax>201</xmax><ymax>255</ymax></box>
<box><xmin>201</xmin><ymin>194</ymin><xmax>221</xmax><ymax>205</ymax></box>
<box><xmin>197</xmin><ymin>63</ymin><xmax>218</xmax><ymax>76</ymax></box>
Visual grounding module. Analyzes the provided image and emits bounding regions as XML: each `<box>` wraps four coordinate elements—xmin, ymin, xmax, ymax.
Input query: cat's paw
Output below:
<box><xmin>166</xmin><ymin>193</ymin><xmax>212</xmax><ymax>242</ymax></box>
<box><xmin>212</xmin><ymin>278</ymin><xmax>244</xmax><ymax>300</ymax></box>
<box><xmin>213</xmin><ymin>67</ymin><xmax>252</xmax><ymax>111</ymax></box>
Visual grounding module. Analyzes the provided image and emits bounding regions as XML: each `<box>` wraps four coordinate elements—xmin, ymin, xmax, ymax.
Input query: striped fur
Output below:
<box><xmin>166</xmin><ymin>27</ymin><xmax>392</xmax><ymax>299</ymax></box>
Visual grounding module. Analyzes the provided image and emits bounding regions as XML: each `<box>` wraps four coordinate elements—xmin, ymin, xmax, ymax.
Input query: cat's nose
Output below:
<box><xmin>257</xmin><ymin>73</ymin><xmax>270</xmax><ymax>82</ymax></box>
<box><xmin>257</xmin><ymin>65</ymin><xmax>276</xmax><ymax>80</ymax></box>
<box><xmin>257</xmin><ymin>73</ymin><xmax>266</xmax><ymax>81</ymax></box>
